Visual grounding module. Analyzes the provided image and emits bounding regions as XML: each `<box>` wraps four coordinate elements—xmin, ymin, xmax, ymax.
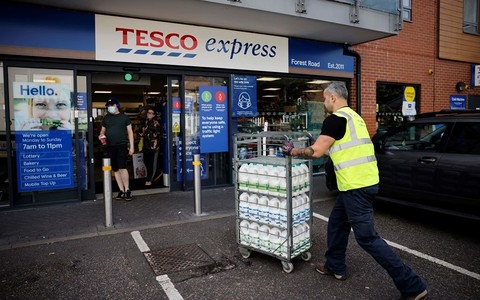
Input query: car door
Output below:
<box><xmin>377</xmin><ymin>121</ymin><xmax>449</xmax><ymax>204</ymax></box>
<box><xmin>434</xmin><ymin>121</ymin><xmax>480</xmax><ymax>214</ymax></box>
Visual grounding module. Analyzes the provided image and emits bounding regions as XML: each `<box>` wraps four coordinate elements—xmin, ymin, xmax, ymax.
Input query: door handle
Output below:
<box><xmin>418</xmin><ymin>157</ymin><xmax>437</xmax><ymax>164</ymax></box>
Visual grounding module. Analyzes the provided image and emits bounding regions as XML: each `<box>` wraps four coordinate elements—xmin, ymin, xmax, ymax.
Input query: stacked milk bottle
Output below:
<box><xmin>292</xmin><ymin>163</ymin><xmax>310</xmax><ymax>196</ymax></box>
<box><xmin>237</xmin><ymin>159</ymin><xmax>311</xmax><ymax>257</ymax></box>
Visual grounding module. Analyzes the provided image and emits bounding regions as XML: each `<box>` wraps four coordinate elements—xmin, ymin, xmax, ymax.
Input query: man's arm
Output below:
<box><xmin>127</xmin><ymin>124</ymin><xmax>134</xmax><ymax>155</ymax></box>
<box><xmin>290</xmin><ymin>134</ymin><xmax>335</xmax><ymax>159</ymax></box>
<box><xmin>99</xmin><ymin>126</ymin><xmax>106</xmax><ymax>140</ymax></box>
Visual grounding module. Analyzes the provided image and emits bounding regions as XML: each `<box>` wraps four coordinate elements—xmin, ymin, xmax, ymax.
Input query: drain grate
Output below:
<box><xmin>144</xmin><ymin>244</ymin><xmax>215</xmax><ymax>275</ymax></box>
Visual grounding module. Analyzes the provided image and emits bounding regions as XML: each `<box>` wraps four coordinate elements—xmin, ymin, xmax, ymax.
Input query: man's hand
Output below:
<box><xmin>282</xmin><ymin>141</ymin><xmax>294</xmax><ymax>156</ymax></box>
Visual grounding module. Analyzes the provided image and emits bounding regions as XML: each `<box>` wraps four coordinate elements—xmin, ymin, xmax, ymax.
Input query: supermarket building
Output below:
<box><xmin>0</xmin><ymin>0</ymin><xmax>479</xmax><ymax>208</ymax></box>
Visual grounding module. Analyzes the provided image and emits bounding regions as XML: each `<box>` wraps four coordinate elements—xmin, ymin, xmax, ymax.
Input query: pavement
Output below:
<box><xmin>0</xmin><ymin>176</ymin><xmax>336</xmax><ymax>251</ymax></box>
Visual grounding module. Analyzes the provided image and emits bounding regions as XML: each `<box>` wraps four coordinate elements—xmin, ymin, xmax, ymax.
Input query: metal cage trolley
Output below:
<box><xmin>234</xmin><ymin>132</ymin><xmax>313</xmax><ymax>273</ymax></box>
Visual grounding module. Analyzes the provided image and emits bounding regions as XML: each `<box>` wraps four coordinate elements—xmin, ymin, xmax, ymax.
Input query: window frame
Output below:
<box><xmin>464</xmin><ymin>0</ymin><xmax>480</xmax><ymax>35</ymax></box>
<box><xmin>403</xmin><ymin>0</ymin><xmax>412</xmax><ymax>22</ymax></box>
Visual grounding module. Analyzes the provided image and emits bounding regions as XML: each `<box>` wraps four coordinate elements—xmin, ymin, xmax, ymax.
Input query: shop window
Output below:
<box><xmin>7</xmin><ymin>67</ymin><xmax>78</xmax><ymax>206</ymax></box>
<box><xmin>376</xmin><ymin>82</ymin><xmax>420</xmax><ymax>132</ymax></box>
<box><xmin>464</xmin><ymin>0</ymin><xmax>480</xmax><ymax>34</ymax></box>
<box><xmin>235</xmin><ymin>76</ymin><xmax>339</xmax><ymax>175</ymax></box>
<box><xmin>184</xmin><ymin>76</ymin><xmax>230</xmax><ymax>186</ymax></box>
<box><xmin>250</xmin><ymin>77</ymin><xmax>330</xmax><ymax>132</ymax></box>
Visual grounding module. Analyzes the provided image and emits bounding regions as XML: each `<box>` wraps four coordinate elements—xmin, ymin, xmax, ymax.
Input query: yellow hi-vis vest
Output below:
<box><xmin>328</xmin><ymin>107</ymin><xmax>379</xmax><ymax>191</ymax></box>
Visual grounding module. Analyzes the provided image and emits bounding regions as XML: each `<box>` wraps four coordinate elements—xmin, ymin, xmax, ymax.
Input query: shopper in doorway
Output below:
<box><xmin>99</xmin><ymin>98</ymin><xmax>134</xmax><ymax>201</ymax></box>
<box><xmin>282</xmin><ymin>81</ymin><xmax>427</xmax><ymax>300</ymax></box>
<box><xmin>140</xmin><ymin>106</ymin><xmax>163</xmax><ymax>186</ymax></box>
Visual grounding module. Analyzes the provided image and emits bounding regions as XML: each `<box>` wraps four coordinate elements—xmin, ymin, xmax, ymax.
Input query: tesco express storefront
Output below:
<box><xmin>0</xmin><ymin>3</ymin><xmax>353</xmax><ymax>208</ymax></box>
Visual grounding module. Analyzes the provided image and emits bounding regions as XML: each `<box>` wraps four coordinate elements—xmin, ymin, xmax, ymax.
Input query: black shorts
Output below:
<box><xmin>106</xmin><ymin>144</ymin><xmax>128</xmax><ymax>171</ymax></box>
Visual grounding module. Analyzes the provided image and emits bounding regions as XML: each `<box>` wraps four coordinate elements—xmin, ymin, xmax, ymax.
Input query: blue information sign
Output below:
<box><xmin>77</xmin><ymin>92</ymin><xmax>87</xmax><ymax>110</ymax></box>
<box><xmin>16</xmin><ymin>130</ymin><xmax>74</xmax><ymax>192</ymax></box>
<box><xmin>450</xmin><ymin>95</ymin><xmax>466</xmax><ymax>110</ymax></box>
<box><xmin>231</xmin><ymin>75</ymin><xmax>257</xmax><ymax>117</ymax></box>
<box><xmin>199</xmin><ymin>86</ymin><xmax>229</xmax><ymax>153</ymax></box>
<box><xmin>176</xmin><ymin>137</ymin><xmax>208</xmax><ymax>181</ymax></box>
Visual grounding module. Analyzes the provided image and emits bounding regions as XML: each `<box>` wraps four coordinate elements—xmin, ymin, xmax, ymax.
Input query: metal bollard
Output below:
<box><xmin>193</xmin><ymin>154</ymin><xmax>202</xmax><ymax>215</ymax></box>
<box><xmin>103</xmin><ymin>158</ymin><xmax>113</xmax><ymax>227</ymax></box>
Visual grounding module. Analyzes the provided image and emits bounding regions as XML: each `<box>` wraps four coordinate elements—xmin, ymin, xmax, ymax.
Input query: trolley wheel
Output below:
<box><xmin>281</xmin><ymin>261</ymin><xmax>294</xmax><ymax>273</ymax></box>
<box><xmin>239</xmin><ymin>247</ymin><xmax>251</xmax><ymax>259</ymax></box>
<box><xmin>301</xmin><ymin>251</ymin><xmax>312</xmax><ymax>262</ymax></box>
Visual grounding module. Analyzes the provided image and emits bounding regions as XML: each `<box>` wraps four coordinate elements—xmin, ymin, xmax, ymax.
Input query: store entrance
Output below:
<box><xmin>92</xmin><ymin>72</ymin><xmax>169</xmax><ymax>194</ymax></box>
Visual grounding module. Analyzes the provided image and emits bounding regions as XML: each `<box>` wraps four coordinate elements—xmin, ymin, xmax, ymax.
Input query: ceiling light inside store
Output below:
<box><xmin>164</xmin><ymin>84</ymin><xmax>179</xmax><ymax>87</ymax></box>
<box><xmin>264</xmin><ymin>88</ymin><xmax>281</xmax><ymax>91</ymax></box>
<box><xmin>94</xmin><ymin>91</ymin><xmax>112</xmax><ymax>94</ymax></box>
<box><xmin>257</xmin><ymin>77</ymin><xmax>281</xmax><ymax>82</ymax></box>
<box><xmin>306</xmin><ymin>80</ymin><xmax>331</xmax><ymax>84</ymax></box>
<box><xmin>33</xmin><ymin>79</ymin><xmax>57</xmax><ymax>83</ymax></box>
<box><xmin>303</xmin><ymin>89</ymin><xmax>323</xmax><ymax>93</ymax></box>
<box><xmin>146</xmin><ymin>92</ymin><xmax>161</xmax><ymax>95</ymax></box>
<box><xmin>262</xmin><ymin>95</ymin><xmax>278</xmax><ymax>98</ymax></box>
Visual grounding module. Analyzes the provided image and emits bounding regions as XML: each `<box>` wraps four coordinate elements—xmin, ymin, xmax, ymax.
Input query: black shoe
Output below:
<box><xmin>315</xmin><ymin>264</ymin><xmax>346</xmax><ymax>281</ymax></box>
<box><xmin>115</xmin><ymin>191</ymin><xmax>125</xmax><ymax>200</ymax></box>
<box><xmin>124</xmin><ymin>190</ymin><xmax>132</xmax><ymax>201</ymax></box>
<box><xmin>399</xmin><ymin>290</ymin><xmax>428</xmax><ymax>300</ymax></box>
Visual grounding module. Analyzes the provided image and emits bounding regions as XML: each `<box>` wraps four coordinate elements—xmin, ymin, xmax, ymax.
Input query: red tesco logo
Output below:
<box><xmin>116</xmin><ymin>28</ymin><xmax>198</xmax><ymax>50</ymax></box>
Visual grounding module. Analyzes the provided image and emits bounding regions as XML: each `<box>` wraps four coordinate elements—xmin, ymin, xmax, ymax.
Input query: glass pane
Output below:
<box><xmin>464</xmin><ymin>0</ymin><xmax>479</xmax><ymax>33</ymax></box>
<box><xmin>77</xmin><ymin>75</ymin><xmax>89</xmax><ymax>191</ymax></box>
<box><xmin>384</xmin><ymin>123</ymin><xmax>447</xmax><ymax>151</ymax></box>
<box><xmin>183</xmin><ymin>76</ymin><xmax>229</xmax><ymax>186</ymax></box>
<box><xmin>8</xmin><ymin>67</ymin><xmax>77</xmax><ymax>205</ymax></box>
<box><xmin>445</xmin><ymin>123</ymin><xmax>480</xmax><ymax>154</ymax></box>
<box><xmin>0</xmin><ymin>62</ymin><xmax>7</xmax><ymax>207</ymax></box>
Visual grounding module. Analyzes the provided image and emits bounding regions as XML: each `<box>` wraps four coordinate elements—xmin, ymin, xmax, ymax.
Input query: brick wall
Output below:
<box><xmin>351</xmin><ymin>0</ymin><xmax>480</xmax><ymax>135</ymax></box>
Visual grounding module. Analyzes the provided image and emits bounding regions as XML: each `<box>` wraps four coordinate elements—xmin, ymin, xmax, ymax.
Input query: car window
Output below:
<box><xmin>384</xmin><ymin>123</ymin><xmax>447</xmax><ymax>151</ymax></box>
<box><xmin>444</xmin><ymin>122</ymin><xmax>480</xmax><ymax>155</ymax></box>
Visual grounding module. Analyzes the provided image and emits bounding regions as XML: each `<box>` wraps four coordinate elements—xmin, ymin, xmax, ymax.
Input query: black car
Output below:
<box><xmin>372</xmin><ymin>110</ymin><xmax>480</xmax><ymax>220</ymax></box>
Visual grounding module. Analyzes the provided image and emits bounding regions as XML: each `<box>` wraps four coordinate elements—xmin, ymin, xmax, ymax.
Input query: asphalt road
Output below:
<box><xmin>1</xmin><ymin>199</ymin><xmax>479</xmax><ymax>300</ymax></box>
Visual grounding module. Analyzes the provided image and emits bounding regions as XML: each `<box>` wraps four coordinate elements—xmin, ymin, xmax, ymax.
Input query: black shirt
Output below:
<box><xmin>320</xmin><ymin>114</ymin><xmax>347</xmax><ymax>140</ymax></box>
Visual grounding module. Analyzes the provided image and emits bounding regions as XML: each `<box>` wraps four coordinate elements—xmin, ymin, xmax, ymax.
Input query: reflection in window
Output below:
<box><xmin>403</xmin><ymin>0</ymin><xmax>412</xmax><ymax>21</ymax></box>
<box><xmin>376</xmin><ymin>82</ymin><xmax>420</xmax><ymax>132</ymax></box>
<box><xmin>464</xmin><ymin>0</ymin><xmax>479</xmax><ymax>34</ymax></box>
<box><xmin>384</xmin><ymin>123</ymin><xmax>446</xmax><ymax>152</ymax></box>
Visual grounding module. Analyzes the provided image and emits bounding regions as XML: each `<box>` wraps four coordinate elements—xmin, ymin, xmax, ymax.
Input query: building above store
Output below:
<box><xmin>15</xmin><ymin>0</ymin><xmax>402</xmax><ymax>45</ymax></box>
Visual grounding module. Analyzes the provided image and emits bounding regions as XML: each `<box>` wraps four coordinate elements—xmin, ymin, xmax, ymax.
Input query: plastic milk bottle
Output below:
<box><xmin>277</xmin><ymin>166</ymin><xmax>287</xmax><ymax>198</ymax></box>
<box><xmin>258</xmin><ymin>195</ymin><xmax>270</xmax><ymax>223</ymax></box>
<box><xmin>239</xmin><ymin>192</ymin><xmax>250</xmax><ymax>219</ymax></box>
<box><xmin>258</xmin><ymin>225</ymin><xmax>271</xmax><ymax>251</ymax></box>
<box><xmin>279</xmin><ymin>198</ymin><xmax>287</xmax><ymax>228</ymax></box>
<box><xmin>239</xmin><ymin>220</ymin><xmax>250</xmax><ymax>245</ymax></box>
<box><xmin>268</xmin><ymin>197</ymin><xmax>280</xmax><ymax>227</ymax></box>
<box><xmin>247</xmin><ymin>193</ymin><xmax>259</xmax><ymax>221</ymax></box>
<box><xmin>249</xmin><ymin>222</ymin><xmax>260</xmax><ymax>248</ymax></box>
<box><xmin>269</xmin><ymin>227</ymin><xmax>281</xmax><ymax>254</ymax></box>
<box><xmin>238</xmin><ymin>163</ymin><xmax>250</xmax><ymax>191</ymax></box>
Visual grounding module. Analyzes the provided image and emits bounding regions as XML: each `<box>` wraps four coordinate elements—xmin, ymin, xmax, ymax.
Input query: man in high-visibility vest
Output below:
<box><xmin>283</xmin><ymin>81</ymin><xmax>427</xmax><ymax>300</ymax></box>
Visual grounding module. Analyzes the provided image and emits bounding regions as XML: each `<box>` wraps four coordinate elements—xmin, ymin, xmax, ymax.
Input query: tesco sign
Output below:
<box><xmin>116</xmin><ymin>28</ymin><xmax>198</xmax><ymax>50</ymax></box>
<box><xmin>95</xmin><ymin>14</ymin><xmax>288</xmax><ymax>73</ymax></box>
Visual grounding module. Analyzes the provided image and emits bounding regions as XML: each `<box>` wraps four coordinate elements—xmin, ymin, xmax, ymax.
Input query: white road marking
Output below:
<box><xmin>130</xmin><ymin>230</ymin><xmax>150</xmax><ymax>253</ymax></box>
<box><xmin>130</xmin><ymin>231</ymin><xmax>184</xmax><ymax>300</ymax></box>
<box><xmin>156</xmin><ymin>275</ymin><xmax>184</xmax><ymax>300</ymax></box>
<box><xmin>312</xmin><ymin>212</ymin><xmax>480</xmax><ymax>281</ymax></box>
